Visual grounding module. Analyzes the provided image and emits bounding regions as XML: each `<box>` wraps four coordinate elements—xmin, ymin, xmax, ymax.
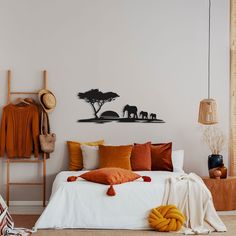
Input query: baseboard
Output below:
<box><xmin>217</xmin><ymin>210</ymin><xmax>236</xmax><ymax>215</ymax></box>
<box><xmin>9</xmin><ymin>201</ymin><xmax>48</xmax><ymax>206</ymax></box>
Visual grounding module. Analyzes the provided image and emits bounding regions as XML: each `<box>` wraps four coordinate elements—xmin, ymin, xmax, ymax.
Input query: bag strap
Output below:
<box><xmin>41</xmin><ymin>111</ymin><xmax>50</xmax><ymax>134</ymax></box>
<box><xmin>46</xmin><ymin>112</ymin><xmax>50</xmax><ymax>134</ymax></box>
<box><xmin>40</xmin><ymin>112</ymin><xmax>43</xmax><ymax>134</ymax></box>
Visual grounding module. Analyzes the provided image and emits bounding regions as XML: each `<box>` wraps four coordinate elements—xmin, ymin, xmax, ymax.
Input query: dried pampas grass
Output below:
<box><xmin>202</xmin><ymin>126</ymin><xmax>225</xmax><ymax>154</ymax></box>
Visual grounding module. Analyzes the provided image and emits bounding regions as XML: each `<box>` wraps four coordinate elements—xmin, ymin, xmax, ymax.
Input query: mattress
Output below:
<box><xmin>34</xmin><ymin>170</ymin><xmax>184</xmax><ymax>230</ymax></box>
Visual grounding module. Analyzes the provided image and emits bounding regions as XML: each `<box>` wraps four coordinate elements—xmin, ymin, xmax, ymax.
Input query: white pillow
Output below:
<box><xmin>172</xmin><ymin>150</ymin><xmax>184</xmax><ymax>173</ymax></box>
<box><xmin>81</xmin><ymin>145</ymin><xmax>99</xmax><ymax>170</ymax></box>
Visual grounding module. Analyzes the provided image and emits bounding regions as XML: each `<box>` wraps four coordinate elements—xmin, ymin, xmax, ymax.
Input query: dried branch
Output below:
<box><xmin>202</xmin><ymin>126</ymin><xmax>225</xmax><ymax>154</ymax></box>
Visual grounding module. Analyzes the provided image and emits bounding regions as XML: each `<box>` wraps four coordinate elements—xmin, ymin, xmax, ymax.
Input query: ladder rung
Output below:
<box><xmin>9</xmin><ymin>182</ymin><xmax>44</xmax><ymax>186</ymax></box>
<box><xmin>6</xmin><ymin>159</ymin><xmax>43</xmax><ymax>163</ymax></box>
<box><xmin>10</xmin><ymin>91</ymin><xmax>38</xmax><ymax>95</ymax></box>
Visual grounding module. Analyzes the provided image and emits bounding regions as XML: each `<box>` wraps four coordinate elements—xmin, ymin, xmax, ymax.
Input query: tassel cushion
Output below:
<box><xmin>67</xmin><ymin>168</ymin><xmax>152</xmax><ymax>196</ymax></box>
<box><xmin>79</xmin><ymin>168</ymin><xmax>141</xmax><ymax>196</ymax></box>
<box><xmin>79</xmin><ymin>167</ymin><xmax>140</xmax><ymax>185</ymax></box>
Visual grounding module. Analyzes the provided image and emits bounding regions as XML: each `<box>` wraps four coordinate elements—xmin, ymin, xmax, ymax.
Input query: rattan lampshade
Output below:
<box><xmin>198</xmin><ymin>99</ymin><xmax>218</xmax><ymax>125</ymax></box>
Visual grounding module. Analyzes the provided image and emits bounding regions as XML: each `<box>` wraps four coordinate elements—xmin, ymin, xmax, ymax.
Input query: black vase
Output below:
<box><xmin>208</xmin><ymin>154</ymin><xmax>223</xmax><ymax>170</ymax></box>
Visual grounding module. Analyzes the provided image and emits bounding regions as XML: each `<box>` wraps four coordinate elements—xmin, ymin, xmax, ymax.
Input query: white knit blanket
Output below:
<box><xmin>162</xmin><ymin>173</ymin><xmax>227</xmax><ymax>235</ymax></box>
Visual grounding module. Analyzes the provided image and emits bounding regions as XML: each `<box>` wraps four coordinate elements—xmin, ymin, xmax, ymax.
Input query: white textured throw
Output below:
<box><xmin>162</xmin><ymin>173</ymin><xmax>227</xmax><ymax>234</ymax></box>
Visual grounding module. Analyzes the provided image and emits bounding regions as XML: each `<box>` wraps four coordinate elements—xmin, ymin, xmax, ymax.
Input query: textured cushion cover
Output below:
<box><xmin>148</xmin><ymin>205</ymin><xmax>185</xmax><ymax>232</ymax></box>
<box><xmin>131</xmin><ymin>142</ymin><xmax>151</xmax><ymax>171</ymax></box>
<box><xmin>67</xmin><ymin>140</ymin><xmax>104</xmax><ymax>171</ymax></box>
<box><xmin>172</xmin><ymin>150</ymin><xmax>184</xmax><ymax>173</ymax></box>
<box><xmin>99</xmin><ymin>145</ymin><xmax>133</xmax><ymax>170</ymax></box>
<box><xmin>81</xmin><ymin>145</ymin><xmax>99</xmax><ymax>170</ymax></box>
<box><xmin>151</xmin><ymin>143</ymin><xmax>173</xmax><ymax>171</ymax></box>
<box><xmin>79</xmin><ymin>167</ymin><xmax>140</xmax><ymax>185</ymax></box>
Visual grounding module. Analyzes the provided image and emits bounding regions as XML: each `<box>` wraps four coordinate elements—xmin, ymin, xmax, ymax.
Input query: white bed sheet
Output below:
<box><xmin>35</xmin><ymin>171</ymin><xmax>183</xmax><ymax>230</ymax></box>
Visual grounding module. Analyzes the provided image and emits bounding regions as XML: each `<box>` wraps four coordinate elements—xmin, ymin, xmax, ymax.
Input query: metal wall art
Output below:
<box><xmin>78</xmin><ymin>89</ymin><xmax>165</xmax><ymax>123</ymax></box>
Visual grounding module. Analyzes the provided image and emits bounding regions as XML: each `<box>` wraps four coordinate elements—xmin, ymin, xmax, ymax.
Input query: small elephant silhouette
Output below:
<box><xmin>150</xmin><ymin>113</ymin><xmax>157</xmax><ymax>120</ymax></box>
<box><xmin>139</xmin><ymin>111</ymin><xmax>148</xmax><ymax>119</ymax></box>
<box><xmin>123</xmin><ymin>104</ymin><xmax>138</xmax><ymax>119</ymax></box>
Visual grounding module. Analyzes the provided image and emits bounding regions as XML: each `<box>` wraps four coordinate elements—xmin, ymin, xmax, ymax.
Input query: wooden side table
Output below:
<box><xmin>202</xmin><ymin>176</ymin><xmax>236</xmax><ymax>211</ymax></box>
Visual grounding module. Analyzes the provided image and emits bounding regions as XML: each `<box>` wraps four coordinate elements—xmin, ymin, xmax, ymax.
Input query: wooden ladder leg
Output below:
<box><xmin>7</xmin><ymin>70</ymin><xmax>11</xmax><ymax>104</ymax></box>
<box><xmin>43</xmin><ymin>70</ymin><xmax>48</xmax><ymax>89</ymax></box>
<box><xmin>43</xmin><ymin>153</ymin><xmax>46</xmax><ymax>207</ymax></box>
<box><xmin>6</xmin><ymin>159</ymin><xmax>10</xmax><ymax>206</ymax></box>
<box><xmin>43</xmin><ymin>70</ymin><xmax>48</xmax><ymax>207</ymax></box>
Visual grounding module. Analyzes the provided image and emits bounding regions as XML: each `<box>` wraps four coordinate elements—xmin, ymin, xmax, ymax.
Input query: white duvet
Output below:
<box><xmin>34</xmin><ymin>171</ymin><xmax>183</xmax><ymax>230</ymax></box>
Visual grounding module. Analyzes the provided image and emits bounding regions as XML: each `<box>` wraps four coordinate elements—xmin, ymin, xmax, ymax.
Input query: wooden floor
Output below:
<box><xmin>11</xmin><ymin>214</ymin><xmax>236</xmax><ymax>236</ymax></box>
<box><xmin>12</xmin><ymin>214</ymin><xmax>40</xmax><ymax>229</ymax></box>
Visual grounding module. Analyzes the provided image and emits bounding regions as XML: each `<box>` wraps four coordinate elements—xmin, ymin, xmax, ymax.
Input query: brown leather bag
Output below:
<box><xmin>39</xmin><ymin>112</ymin><xmax>56</xmax><ymax>153</ymax></box>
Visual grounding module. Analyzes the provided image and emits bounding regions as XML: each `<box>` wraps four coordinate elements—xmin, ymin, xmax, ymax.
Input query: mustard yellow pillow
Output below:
<box><xmin>67</xmin><ymin>140</ymin><xmax>104</xmax><ymax>171</ymax></box>
<box><xmin>99</xmin><ymin>145</ymin><xmax>133</xmax><ymax>170</ymax></box>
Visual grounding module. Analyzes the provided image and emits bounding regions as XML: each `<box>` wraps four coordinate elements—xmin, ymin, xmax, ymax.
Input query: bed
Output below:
<box><xmin>34</xmin><ymin>170</ymin><xmax>184</xmax><ymax>230</ymax></box>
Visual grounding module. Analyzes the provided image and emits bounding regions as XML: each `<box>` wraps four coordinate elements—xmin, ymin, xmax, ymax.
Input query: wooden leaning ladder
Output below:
<box><xmin>5</xmin><ymin>70</ymin><xmax>48</xmax><ymax>207</ymax></box>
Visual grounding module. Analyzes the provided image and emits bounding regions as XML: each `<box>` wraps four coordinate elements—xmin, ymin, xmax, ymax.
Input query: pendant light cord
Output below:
<box><xmin>208</xmin><ymin>0</ymin><xmax>211</xmax><ymax>99</ymax></box>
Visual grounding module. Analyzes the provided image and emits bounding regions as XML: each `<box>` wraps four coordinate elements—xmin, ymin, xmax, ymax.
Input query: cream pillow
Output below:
<box><xmin>81</xmin><ymin>145</ymin><xmax>99</xmax><ymax>170</ymax></box>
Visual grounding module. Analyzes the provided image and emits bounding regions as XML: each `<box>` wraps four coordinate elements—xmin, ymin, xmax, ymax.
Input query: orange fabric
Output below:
<box><xmin>142</xmin><ymin>176</ymin><xmax>152</xmax><ymax>182</ymax></box>
<box><xmin>0</xmin><ymin>104</ymin><xmax>39</xmax><ymax>158</ymax></box>
<box><xmin>67</xmin><ymin>140</ymin><xmax>104</xmax><ymax>171</ymax></box>
<box><xmin>151</xmin><ymin>143</ymin><xmax>173</xmax><ymax>171</ymax></box>
<box><xmin>106</xmin><ymin>185</ymin><xmax>116</xmax><ymax>196</ymax></box>
<box><xmin>131</xmin><ymin>142</ymin><xmax>151</xmax><ymax>171</ymax></box>
<box><xmin>202</xmin><ymin>176</ymin><xmax>236</xmax><ymax>211</ymax></box>
<box><xmin>79</xmin><ymin>167</ymin><xmax>140</xmax><ymax>185</ymax></box>
<box><xmin>67</xmin><ymin>176</ymin><xmax>78</xmax><ymax>182</ymax></box>
<box><xmin>99</xmin><ymin>145</ymin><xmax>133</xmax><ymax>170</ymax></box>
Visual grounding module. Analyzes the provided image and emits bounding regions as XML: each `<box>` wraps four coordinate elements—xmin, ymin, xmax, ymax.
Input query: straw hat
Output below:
<box><xmin>38</xmin><ymin>89</ymin><xmax>56</xmax><ymax>113</ymax></box>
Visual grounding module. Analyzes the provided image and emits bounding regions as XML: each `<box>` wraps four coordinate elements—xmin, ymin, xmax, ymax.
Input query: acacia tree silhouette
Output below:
<box><xmin>78</xmin><ymin>89</ymin><xmax>119</xmax><ymax>118</ymax></box>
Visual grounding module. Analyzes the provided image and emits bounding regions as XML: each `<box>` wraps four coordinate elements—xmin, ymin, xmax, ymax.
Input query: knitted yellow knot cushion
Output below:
<box><xmin>148</xmin><ymin>205</ymin><xmax>185</xmax><ymax>232</ymax></box>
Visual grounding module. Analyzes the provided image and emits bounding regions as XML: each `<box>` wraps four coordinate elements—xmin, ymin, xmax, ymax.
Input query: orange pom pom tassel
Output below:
<box><xmin>107</xmin><ymin>185</ymin><xmax>116</xmax><ymax>196</ymax></box>
<box><xmin>142</xmin><ymin>176</ymin><xmax>151</xmax><ymax>182</ymax></box>
<box><xmin>67</xmin><ymin>176</ymin><xmax>78</xmax><ymax>182</ymax></box>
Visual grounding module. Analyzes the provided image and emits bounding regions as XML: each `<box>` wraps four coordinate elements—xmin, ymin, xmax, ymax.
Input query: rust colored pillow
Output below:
<box><xmin>151</xmin><ymin>142</ymin><xmax>173</xmax><ymax>171</ymax></box>
<box><xmin>99</xmin><ymin>145</ymin><xmax>133</xmax><ymax>170</ymax></box>
<box><xmin>79</xmin><ymin>167</ymin><xmax>140</xmax><ymax>185</ymax></box>
<box><xmin>131</xmin><ymin>142</ymin><xmax>151</xmax><ymax>171</ymax></box>
<box><xmin>67</xmin><ymin>140</ymin><xmax>104</xmax><ymax>171</ymax></box>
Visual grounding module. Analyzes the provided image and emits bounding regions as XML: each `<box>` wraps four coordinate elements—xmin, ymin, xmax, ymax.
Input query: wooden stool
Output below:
<box><xmin>202</xmin><ymin>176</ymin><xmax>236</xmax><ymax>211</ymax></box>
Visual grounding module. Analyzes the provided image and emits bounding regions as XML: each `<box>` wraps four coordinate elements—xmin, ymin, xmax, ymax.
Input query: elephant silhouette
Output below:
<box><xmin>150</xmin><ymin>113</ymin><xmax>157</xmax><ymax>120</ymax></box>
<box><xmin>139</xmin><ymin>111</ymin><xmax>148</xmax><ymax>119</ymax></box>
<box><xmin>123</xmin><ymin>105</ymin><xmax>138</xmax><ymax>119</ymax></box>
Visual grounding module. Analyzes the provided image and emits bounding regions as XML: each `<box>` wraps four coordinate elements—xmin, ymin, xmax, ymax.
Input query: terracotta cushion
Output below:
<box><xmin>80</xmin><ymin>167</ymin><xmax>140</xmax><ymax>185</ymax></box>
<box><xmin>151</xmin><ymin>142</ymin><xmax>173</xmax><ymax>171</ymax></box>
<box><xmin>67</xmin><ymin>140</ymin><xmax>104</xmax><ymax>171</ymax></box>
<box><xmin>131</xmin><ymin>142</ymin><xmax>151</xmax><ymax>171</ymax></box>
<box><xmin>99</xmin><ymin>145</ymin><xmax>133</xmax><ymax>170</ymax></box>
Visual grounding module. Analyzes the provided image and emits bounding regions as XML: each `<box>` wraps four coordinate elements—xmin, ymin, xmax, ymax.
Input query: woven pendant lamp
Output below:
<box><xmin>198</xmin><ymin>99</ymin><xmax>218</xmax><ymax>124</ymax></box>
<box><xmin>198</xmin><ymin>0</ymin><xmax>218</xmax><ymax>125</ymax></box>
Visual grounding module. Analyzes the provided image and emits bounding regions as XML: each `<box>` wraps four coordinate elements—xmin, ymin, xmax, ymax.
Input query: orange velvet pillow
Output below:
<box><xmin>151</xmin><ymin>142</ymin><xmax>173</xmax><ymax>171</ymax></box>
<box><xmin>79</xmin><ymin>167</ymin><xmax>140</xmax><ymax>185</ymax></box>
<box><xmin>99</xmin><ymin>145</ymin><xmax>133</xmax><ymax>170</ymax></box>
<box><xmin>67</xmin><ymin>140</ymin><xmax>104</xmax><ymax>171</ymax></box>
<box><xmin>131</xmin><ymin>142</ymin><xmax>151</xmax><ymax>171</ymax></box>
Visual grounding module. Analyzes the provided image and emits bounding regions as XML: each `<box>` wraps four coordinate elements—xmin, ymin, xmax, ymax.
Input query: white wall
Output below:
<box><xmin>0</xmin><ymin>0</ymin><xmax>230</xmax><ymax>201</ymax></box>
